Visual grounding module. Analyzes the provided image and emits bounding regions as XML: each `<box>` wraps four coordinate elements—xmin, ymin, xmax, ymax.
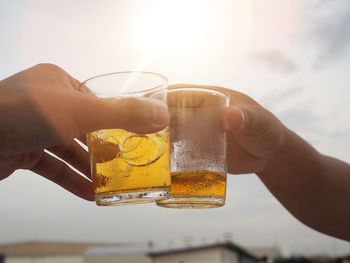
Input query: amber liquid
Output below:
<box><xmin>157</xmin><ymin>170</ymin><xmax>226</xmax><ymax>208</ymax></box>
<box><xmin>171</xmin><ymin>170</ymin><xmax>226</xmax><ymax>196</ymax></box>
<box><xmin>88</xmin><ymin>129</ymin><xmax>170</xmax><ymax>204</ymax></box>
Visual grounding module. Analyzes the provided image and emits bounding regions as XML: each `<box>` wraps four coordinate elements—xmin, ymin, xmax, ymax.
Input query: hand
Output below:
<box><xmin>169</xmin><ymin>84</ymin><xmax>350</xmax><ymax>241</ymax></box>
<box><xmin>169</xmin><ymin>84</ymin><xmax>286</xmax><ymax>174</ymax></box>
<box><xmin>0</xmin><ymin>64</ymin><xmax>169</xmax><ymax>200</ymax></box>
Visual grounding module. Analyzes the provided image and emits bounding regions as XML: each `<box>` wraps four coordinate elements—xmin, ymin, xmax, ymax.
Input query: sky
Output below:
<box><xmin>0</xmin><ymin>0</ymin><xmax>350</xmax><ymax>256</ymax></box>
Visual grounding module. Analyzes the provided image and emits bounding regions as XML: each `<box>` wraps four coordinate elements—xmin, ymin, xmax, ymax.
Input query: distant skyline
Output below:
<box><xmin>0</xmin><ymin>0</ymin><xmax>349</xmax><ymax>256</ymax></box>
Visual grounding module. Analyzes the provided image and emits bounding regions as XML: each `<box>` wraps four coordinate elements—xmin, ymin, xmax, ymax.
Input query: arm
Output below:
<box><xmin>169</xmin><ymin>84</ymin><xmax>350</xmax><ymax>241</ymax></box>
<box><xmin>259</xmin><ymin>129</ymin><xmax>350</xmax><ymax>241</ymax></box>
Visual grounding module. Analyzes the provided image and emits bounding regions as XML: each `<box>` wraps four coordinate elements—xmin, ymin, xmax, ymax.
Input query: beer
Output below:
<box><xmin>82</xmin><ymin>70</ymin><xmax>169</xmax><ymax>206</ymax></box>
<box><xmin>88</xmin><ymin>128</ymin><xmax>170</xmax><ymax>205</ymax></box>
<box><xmin>157</xmin><ymin>170</ymin><xmax>226</xmax><ymax>208</ymax></box>
<box><xmin>171</xmin><ymin>170</ymin><xmax>226</xmax><ymax>196</ymax></box>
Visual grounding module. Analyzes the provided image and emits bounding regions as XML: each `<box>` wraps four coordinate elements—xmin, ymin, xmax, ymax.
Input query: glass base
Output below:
<box><xmin>156</xmin><ymin>196</ymin><xmax>225</xmax><ymax>209</ymax></box>
<box><xmin>95</xmin><ymin>187</ymin><xmax>170</xmax><ymax>206</ymax></box>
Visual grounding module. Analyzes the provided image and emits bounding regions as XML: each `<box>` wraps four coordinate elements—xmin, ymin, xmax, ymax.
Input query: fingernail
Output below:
<box><xmin>233</xmin><ymin>106</ymin><xmax>247</xmax><ymax>130</ymax></box>
<box><xmin>142</xmin><ymin>98</ymin><xmax>170</xmax><ymax>127</ymax></box>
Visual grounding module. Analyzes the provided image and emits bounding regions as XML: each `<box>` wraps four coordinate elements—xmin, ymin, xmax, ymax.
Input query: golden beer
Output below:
<box><xmin>171</xmin><ymin>170</ymin><xmax>226</xmax><ymax>197</ymax></box>
<box><xmin>157</xmin><ymin>170</ymin><xmax>226</xmax><ymax>208</ymax></box>
<box><xmin>88</xmin><ymin>128</ymin><xmax>170</xmax><ymax>205</ymax></box>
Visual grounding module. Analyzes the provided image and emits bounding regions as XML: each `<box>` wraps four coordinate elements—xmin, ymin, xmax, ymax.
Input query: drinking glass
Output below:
<box><xmin>83</xmin><ymin>72</ymin><xmax>170</xmax><ymax>206</ymax></box>
<box><xmin>157</xmin><ymin>87</ymin><xmax>229</xmax><ymax>208</ymax></box>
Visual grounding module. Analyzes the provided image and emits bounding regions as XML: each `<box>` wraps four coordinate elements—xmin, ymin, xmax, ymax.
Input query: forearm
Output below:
<box><xmin>258</xmin><ymin>129</ymin><xmax>350</xmax><ymax>241</ymax></box>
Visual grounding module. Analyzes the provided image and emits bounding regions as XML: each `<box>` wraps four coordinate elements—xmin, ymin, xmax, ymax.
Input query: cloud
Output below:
<box><xmin>251</xmin><ymin>50</ymin><xmax>297</xmax><ymax>74</ymax></box>
<box><xmin>278</xmin><ymin>108</ymin><xmax>319</xmax><ymax>134</ymax></box>
<box><xmin>307</xmin><ymin>0</ymin><xmax>350</xmax><ymax>66</ymax></box>
<box><xmin>258</xmin><ymin>86</ymin><xmax>322</xmax><ymax>139</ymax></box>
<box><xmin>260</xmin><ymin>86</ymin><xmax>304</xmax><ymax>110</ymax></box>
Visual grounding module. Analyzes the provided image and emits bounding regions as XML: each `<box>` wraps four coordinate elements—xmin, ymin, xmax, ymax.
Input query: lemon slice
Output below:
<box><xmin>120</xmin><ymin>134</ymin><xmax>164</xmax><ymax>166</ymax></box>
<box><xmin>91</xmin><ymin>138</ymin><xmax>121</xmax><ymax>163</ymax></box>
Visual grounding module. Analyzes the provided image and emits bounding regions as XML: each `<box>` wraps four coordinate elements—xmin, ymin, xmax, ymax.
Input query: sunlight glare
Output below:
<box><xmin>134</xmin><ymin>0</ymin><xmax>208</xmax><ymax>56</ymax></box>
<box><xmin>131</xmin><ymin>0</ymin><xmax>253</xmax><ymax>78</ymax></box>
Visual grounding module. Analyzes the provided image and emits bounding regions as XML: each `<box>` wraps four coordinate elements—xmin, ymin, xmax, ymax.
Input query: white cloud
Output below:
<box><xmin>251</xmin><ymin>50</ymin><xmax>297</xmax><ymax>74</ymax></box>
<box><xmin>305</xmin><ymin>0</ymin><xmax>350</xmax><ymax>66</ymax></box>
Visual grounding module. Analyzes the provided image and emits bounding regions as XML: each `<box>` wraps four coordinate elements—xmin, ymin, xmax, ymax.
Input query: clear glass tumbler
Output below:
<box><xmin>157</xmin><ymin>87</ymin><xmax>230</xmax><ymax>208</ymax></box>
<box><xmin>83</xmin><ymin>72</ymin><xmax>170</xmax><ymax>206</ymax></box>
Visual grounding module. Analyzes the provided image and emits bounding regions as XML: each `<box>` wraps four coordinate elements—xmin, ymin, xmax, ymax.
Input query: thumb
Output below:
<box><xmin>225</xmin><ymin>105</ymin><xmax>285</xmax><ymax>158</ymax></box>
<box><xmin>76</xmin><ymin>95</ymin><xmax>170</xmax><ymax>135</ymax></box>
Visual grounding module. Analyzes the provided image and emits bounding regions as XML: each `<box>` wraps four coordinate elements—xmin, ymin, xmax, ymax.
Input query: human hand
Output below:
<box><xmin>169</xmin><ymin>84</ymin><xmax>286</xmax><ymax>175</ymax></box>
<box><xmin>0</xmin><ymin>64</ymin><xmax>169</xmax><ymax>200</ymax></box>
<box><xmin>169</xmin><ymin>84</ymin><xmax>350</xmax><ymax>241</ymax></box>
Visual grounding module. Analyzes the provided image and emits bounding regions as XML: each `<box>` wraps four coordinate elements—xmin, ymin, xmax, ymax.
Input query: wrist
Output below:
<box><xmin>257</xmin><ymin>126</ymin><xmax>290</xmax><ymax>178</ymax></box>
<box><xmin>257</xmin><ymin>127</ymin><xmax>322</xmax><ymax>179</ymax></box>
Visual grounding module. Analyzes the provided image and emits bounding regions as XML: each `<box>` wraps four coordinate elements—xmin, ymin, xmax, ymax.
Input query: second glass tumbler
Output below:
<box><xmin>157</xmin><ymin>87</ymin><xmax>230</xmax><ymax>208</ymax></box>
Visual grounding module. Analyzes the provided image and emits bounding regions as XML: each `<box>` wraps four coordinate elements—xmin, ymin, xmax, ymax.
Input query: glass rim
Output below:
<box><xmin>81</xmin><ymin>71</ymin><xmax>168</xmax><ymax>95</ymax></box>
<box><xmin>167</xmin><ymin>86</ymin><xmax>230</xmax><ymax>99</ymax></box>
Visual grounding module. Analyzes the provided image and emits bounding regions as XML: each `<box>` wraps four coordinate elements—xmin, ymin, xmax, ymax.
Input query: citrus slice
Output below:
<box><xmin>91</xmin><ymin>138</ymin><xmax>121</xmax><ymax>163</ymax></box>
<box><xmin>119</xmin><ymin>134</ymin><xmax>164</xmax><ymax>166</ymax></box>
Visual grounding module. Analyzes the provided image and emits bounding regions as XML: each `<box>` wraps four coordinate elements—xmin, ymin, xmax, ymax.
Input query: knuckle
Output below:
<box><xmin>34</xmin><ymin>63</ymin><xmax>62</xmax><ymax>71</ymax></box>
<box><xmin>17</xmin><ymin>151</ymin><xmax>44</xmax><ymax>169</ymax></box>
<box><xmin>243</xmin><ymin>106</ymin><xmax>271</xmax><ymax>136</ymax></box>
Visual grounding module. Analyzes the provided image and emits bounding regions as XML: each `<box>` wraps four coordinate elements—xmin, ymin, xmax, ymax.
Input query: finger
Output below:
<box><xmin>68</xmin><ymin>76</ymin><xmax>83</xmax><ymax>90</ymax></box>
<box><xmin>72</xmin><ymin>81</ymin><xmax>95</xmax><ymax>95</ymax></box>
<box><xmin>75</xmin><ymin>96</ymin><xmax>170</xmax><ymax>135</ymax></box>
<box><xmin>48</xmin><ymin>141</ymin><xmax>91</xmax><ymax>179</ymax></box>
<box><xmin>66</xmin><ymin>80</ymin><xmax>95</xmax><ymax>145</ymax></box>
<box><xmin>1</xmin><ymin>151</ymin><xmax>43</xmax><ymax>181</ymax></box>
<box><xmin>223</xmin><ymin>106</ymin><xmax>245</xmax><ymax>130</ymax></box>
<box><xmin>168</xmin><ymin>84</ymin><xmax>258</xmax><ymax>106</ymax></box>
<box><xmin>77</xmin><ymin>135</ymin><xmax>88</xmax><ymax>145</ymax></box>
<box><xmin>225</xmin><ymin>105</ymin><xmax>285</xmax><ymax>158</ymax></box>
<box><xmin>61</xmin><ymin>69</ymin><xmax>95</xmax><ymax>96</ymax></box>
<box><xmin>30</xmin><ymin>152</ymin><xmax>94</xmax><ymax>201</ymax></box>
<box><xmin>167</xmin><ymin>86</ymin><xmax>229</xmax><ymax>108</ymax></box>
<box><xmin>227</xmin><ymin>130</ymin><xmax>267</xmax><ymax>174</ymax></box>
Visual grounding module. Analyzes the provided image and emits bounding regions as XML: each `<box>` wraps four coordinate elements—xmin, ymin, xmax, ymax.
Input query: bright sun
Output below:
<box><xmin>132</xmin><ymin>0</ymin><xmax>253</xmax><ymax>61</ymax></box>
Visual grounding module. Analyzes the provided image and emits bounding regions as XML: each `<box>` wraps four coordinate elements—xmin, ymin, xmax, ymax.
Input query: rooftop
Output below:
<box><xmin>149</xmin><ymin>241</ymin><xmax>261</xmax><ymax>260</ymax></box>
<box><xmin>0</xmin><ymin>241</ymin><xmax>129</xmax><ymax>257</ymax></box>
